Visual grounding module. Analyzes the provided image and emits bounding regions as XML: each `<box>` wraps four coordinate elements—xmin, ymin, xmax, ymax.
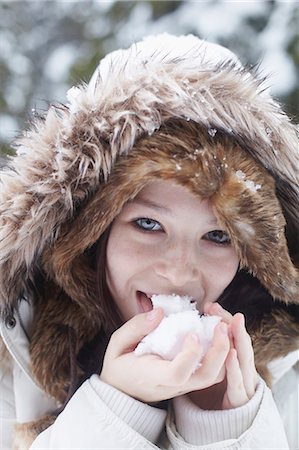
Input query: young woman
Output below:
<box><xmin>0</xmin><ymin>34</ymin><xmax>298</xmax><ymax>450</ymax></box>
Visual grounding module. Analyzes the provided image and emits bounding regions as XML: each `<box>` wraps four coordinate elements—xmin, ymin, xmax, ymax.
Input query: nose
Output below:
<box><xmin>154</xmin><ymin>241</ymin><xmax>200</xmax><ymax>287</ymax></box>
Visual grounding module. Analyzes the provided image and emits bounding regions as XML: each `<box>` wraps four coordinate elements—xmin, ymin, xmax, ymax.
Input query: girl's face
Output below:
<box><xmin>106</xmin><ymin>180</ymin><xmax>239</xmax><ymax>321</ymax></box>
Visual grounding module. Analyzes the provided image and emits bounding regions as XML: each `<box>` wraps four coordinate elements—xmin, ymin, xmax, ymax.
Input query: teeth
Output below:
<box><xmin>144</xmin><ymin>292</ymin><xmax>196</xmax><ymax>304</ymax></box>
<box><xmin>146</xmin><ymin>294</ymin><xmax>153</xmax><ymax>305</ymax></box>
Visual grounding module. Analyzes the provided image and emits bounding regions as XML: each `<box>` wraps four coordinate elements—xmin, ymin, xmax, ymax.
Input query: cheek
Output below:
<box><xmin>106</xmin><ymin>228</ymin><xmax>144</xmax><ymax>292</ymax></box>
<box><xmin>106</xmin><ymin>228</ymin><xmax>126</xmax><ymax>293</ymax></box>
<box><xmin>223</xmin><ymin>251</ymin><xmax>239</xmax><ymax>280</ymax></box>
<box><xmin>205</xmin><ymin>251</ymin><xmax>239</xmax><ymax>299</ymax></box>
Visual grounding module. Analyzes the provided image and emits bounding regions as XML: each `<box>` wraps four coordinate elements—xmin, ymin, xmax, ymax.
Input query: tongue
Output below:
<box><xmin>139</xmin><ymin>292</ymin><xmax>153</xmax><ymax>313</ymax></box>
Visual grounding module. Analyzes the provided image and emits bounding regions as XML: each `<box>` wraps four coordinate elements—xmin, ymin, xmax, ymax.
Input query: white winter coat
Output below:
<box><xmin>1</xmin><ymin>299</ymin><xmax>298</xmax><ymax>450</ymax></box>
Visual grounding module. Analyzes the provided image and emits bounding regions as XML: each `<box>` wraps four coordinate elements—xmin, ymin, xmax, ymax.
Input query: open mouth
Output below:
<box><xmin>136</xmin><ymin>291</ymin><xmax>153</xmax><ymax>313</ymax></box>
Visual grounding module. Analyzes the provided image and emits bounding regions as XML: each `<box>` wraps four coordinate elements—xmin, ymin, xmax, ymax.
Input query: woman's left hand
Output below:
<box><xmin>189</xmin><ymin>303</ymin><xmax>258</xmax><ymax>410</ymax></box>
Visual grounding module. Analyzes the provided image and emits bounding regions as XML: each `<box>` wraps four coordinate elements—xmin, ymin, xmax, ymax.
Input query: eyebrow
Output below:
<box><xmin>129</xmin><ymin>197</ymin><xmax>173</xmax><ymax>215</ymax></box>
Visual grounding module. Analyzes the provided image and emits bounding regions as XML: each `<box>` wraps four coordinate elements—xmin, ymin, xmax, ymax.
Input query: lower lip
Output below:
<box><xmin>137</xmin><ymin>291</ymin><xmax>153</xmax><ymax>313</ymax></box>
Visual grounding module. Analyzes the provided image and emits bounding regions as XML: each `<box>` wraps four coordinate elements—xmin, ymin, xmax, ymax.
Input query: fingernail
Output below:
<box><xmin>147</xmin><ymin>309</ymin><xmax>158</xmax><ymax>321</ymax></box>
<box><xmin>237</xmin><ymin>313</ymin><xmax>245</xmax><ymax>326</ymax></box>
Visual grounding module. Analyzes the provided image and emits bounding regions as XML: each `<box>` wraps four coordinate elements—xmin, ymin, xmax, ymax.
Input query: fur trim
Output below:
<box><xmin>13</xmin><ymin>415</ymin><xmax>56</xmax><ymax>450</ymax></box>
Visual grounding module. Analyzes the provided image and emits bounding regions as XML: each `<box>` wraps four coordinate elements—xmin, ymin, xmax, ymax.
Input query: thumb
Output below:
<box><xmin>108</xmin><ymin>308</ymin><xmax>164</xmax><ymax>358</ymax></box>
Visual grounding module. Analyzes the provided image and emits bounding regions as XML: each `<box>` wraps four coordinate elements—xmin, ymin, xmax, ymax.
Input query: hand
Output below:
<box><xmin>190</xmin><ymin>303</ymin><xmax>258</xmax><ymax>410</ymax></box>
<box><xmin>100</xmin><ymin>309</ymin><xmax>231</xmax><ymax>403</ymax></box>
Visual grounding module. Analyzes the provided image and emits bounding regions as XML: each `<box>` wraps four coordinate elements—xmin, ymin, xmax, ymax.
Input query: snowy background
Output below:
<box><xmin>0</xmin><ymin>0</ymin><xmax>298</xmax><ymax>158</ymax></box>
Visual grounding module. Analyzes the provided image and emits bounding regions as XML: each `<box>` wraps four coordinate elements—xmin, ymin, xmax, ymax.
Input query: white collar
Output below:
<box><xmin>0</xmin><ymin>299</ymin><xmax>40</xmax><ymax>388</ymax></box>
<box><xmin>268</xmin><ymin>350</ymin><xmax>299</xmax><ymax>385</ymax></box>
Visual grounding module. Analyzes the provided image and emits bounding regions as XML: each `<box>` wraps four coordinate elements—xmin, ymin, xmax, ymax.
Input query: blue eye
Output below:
<box><xmin>204</xmin><ymin>230</ymin><xmax>231</xmax><ymax>245</ymax></box>
<box><xmin>135</xmin><ymin>218</ymin><xmax>163</xmax><ymax>231</ymax></box>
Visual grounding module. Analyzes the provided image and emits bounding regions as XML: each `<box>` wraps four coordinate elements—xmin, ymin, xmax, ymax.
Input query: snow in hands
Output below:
<box><xmin>135</xmin><ymin>294</ymin><xmax>220</xmax><ymax>365</ymax></box>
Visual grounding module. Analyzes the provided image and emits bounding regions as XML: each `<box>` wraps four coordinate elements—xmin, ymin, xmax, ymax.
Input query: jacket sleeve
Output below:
<box><xmin>30</xmin><ymin>375</ymin><xmax>167</xmax><ymax>449</ymax></box>
<box><xmin>30</xmin><ymin>375</ymin><xmax>290</xmax><ymax>450</ymax></box>
<box><xmin>168</xmin><ymin>376</ymin><xmax>289</xmax><ymax>449</ymax></box>
<box><xmin>0</xmin><ymin>362</ymin><xmax>16</xmax><ymax>450</ymax></box>
<box><xmin>271</xmin><ymin>357</ymin><xmax>299</xmax><ymax>449</ymax></box>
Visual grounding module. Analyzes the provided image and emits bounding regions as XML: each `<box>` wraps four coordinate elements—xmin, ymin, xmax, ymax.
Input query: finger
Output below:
<box><xmin>204</xmin><ymin>302</ymin><xmax>233</xmax><ymax>324</ymax></box>
<box><xmin>224</xmin><ymin>348</ymin><xmax>249</xmax><ymax>409</ymax></box>
<box><xmin>202</xmin><ymin>301</ymin><xmax>214</xmax><ymax>315</ymax></box>
<box><xmin>189</xmin><ymin>322</ymin><xmax>230</xmax><ymax>390</ymax></box>
<box><xmin>231</xmin><ymin>313</ymin><xmax>257</xmax><ymax>398</ymax></box>
<box><xmin>166</xmin><ymin>333</ymin><xmax>202</xmax><ymax>386</ymax></box>
<box><xmin>203</xmin><ymin>304</ymin><xmax>233</xmax><ymax>344</ymax></box>
<box><xmin>108</xmin><ymin>308</ymin><xmax>164</xmax><ymax>358</ymax></box>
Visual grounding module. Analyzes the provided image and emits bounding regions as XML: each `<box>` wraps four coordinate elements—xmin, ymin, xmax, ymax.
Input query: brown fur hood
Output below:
<box><xmin>0</xmin><ymin>34</ymin><xmax>298</xmax><ymax>403</ymax></box>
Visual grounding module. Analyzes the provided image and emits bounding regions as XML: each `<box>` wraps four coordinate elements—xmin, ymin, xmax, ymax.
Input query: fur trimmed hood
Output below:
<box><xmin>0</xmin><ymin>34</ymin><xmax>298</xmax><ymax>403</ymax></box>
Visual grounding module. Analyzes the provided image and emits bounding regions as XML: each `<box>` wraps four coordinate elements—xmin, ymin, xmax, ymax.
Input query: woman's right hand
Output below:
<box><xmin>99</xmin><ymin>309</ymin><xmax>230</xmax><ymax>403</ymax></box>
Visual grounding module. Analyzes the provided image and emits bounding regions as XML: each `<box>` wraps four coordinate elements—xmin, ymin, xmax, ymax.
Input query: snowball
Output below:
<box><xmin>151</xmin><ymin>293</ymin><xmax>196</xmax><ymax>316</ymax></box>
<box><xmin>135</xmin><ymin>294</ymin><xmax>220</xmax><ymax>364</ymax></box>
